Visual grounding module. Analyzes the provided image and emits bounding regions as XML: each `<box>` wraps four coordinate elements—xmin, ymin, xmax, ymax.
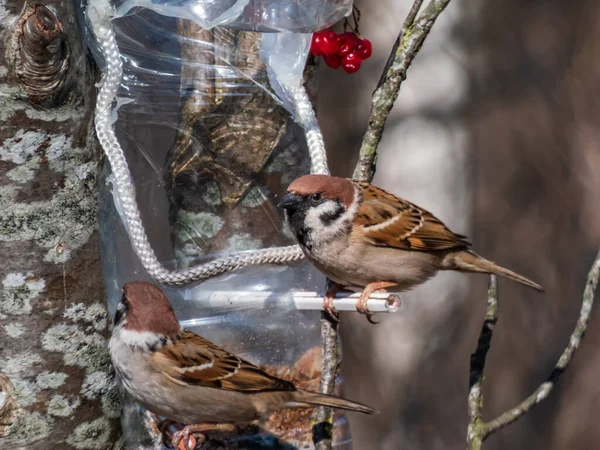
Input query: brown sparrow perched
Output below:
<box><xmin>109</xmin><ymin>281</ymin><xmax>376</xmax><ymax>448</ymax></box>
<box><xmin>278</xmin><ymin>174</ymin><xmax>544</xmax><ymax>322</ymax></box>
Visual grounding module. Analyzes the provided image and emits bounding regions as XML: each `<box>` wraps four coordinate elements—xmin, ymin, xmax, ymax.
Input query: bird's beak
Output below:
<box><xmin>277</xmin><ymin>192</ymin><xmax>302</xmax><ymax>210</ymax></box>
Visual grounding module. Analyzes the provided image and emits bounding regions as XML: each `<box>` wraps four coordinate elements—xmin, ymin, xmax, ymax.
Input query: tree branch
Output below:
<box><xmin>353</xmin><ymin>0</ymin><xmax>452</xmax><ymax>182</ymax></box>
<box><xmin>467</xmin><ymin>248</ymin><xmax>600</xmax><ymax>449</ymax></box>
<box><xmin>375</xmin><ymin>0</ymin><xmax>424</xmax><ymax>90</ymax></box>
<box><xmin>466</xmin><ymin>276</ymin><xmax>499</xmax><ymax>450</ymax></box>
<box><xmin>312</xmin><ymin>318</ymin><xmax>341</xmax><ymax>450</ymax></box>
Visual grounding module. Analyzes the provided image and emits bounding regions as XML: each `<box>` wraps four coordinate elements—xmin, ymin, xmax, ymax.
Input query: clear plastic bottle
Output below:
<box><xmin>94</xmin><ymin>2</ymin><xmax>353</xmax><ymax>448</ymax></box>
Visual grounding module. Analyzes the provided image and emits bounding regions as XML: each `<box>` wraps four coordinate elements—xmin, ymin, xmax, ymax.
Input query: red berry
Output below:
<box><xmin>310</xmin><ymin>33</ymin><xmax>324</xmax><ymax>56</ymax></box>
<box><xmin>323</xmin><ymin>53</ymin><xmax>342</xmax><ymax>69</ymax></box>
<box><xmin>342</xmin><ymin>52</ymin><xmax>362</xmax><ymax>73</ymax></box>
<box><xmin>316</xmin><ymin>30</ymin><xmax>341</xmax><ymax>55</ymax></box>
<box><xmin>356</xmin><ymin>38</ymin><xmax>372</xmax><ymax>59</ymax></box>
<box><xmin>338</xmin><ymin>32</ymin><xmax>358</xmax><ymax>57</ymax></box>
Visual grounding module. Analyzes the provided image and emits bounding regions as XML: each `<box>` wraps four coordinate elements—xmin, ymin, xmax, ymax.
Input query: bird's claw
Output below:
<box><xmin>323</xmin><ymin>281</ymin><xmax>345</xmax><ymax>324</ymax></box>
<box><xmin>323</xmin><ymin>295</ymin><xmax>342</xmax><ymax>323</ymax></box>
<box><xmin>355</xmin><ymin>282</ymin><xmax>398</xmax><ymax>324</ymax></box>
<box><xmin>171</xmin><ymin>427</ymin><xmax>201</xmax><ymax>450</ymax></box>
<box><xmin>355</xmin><ymin>300</ymin><xmax>379</xmax><ymax>324</ymax></box>
<box><xmin>171</xmin><ymin>424</ymin><xmax>235</xmax><ymax>450</ymax></box>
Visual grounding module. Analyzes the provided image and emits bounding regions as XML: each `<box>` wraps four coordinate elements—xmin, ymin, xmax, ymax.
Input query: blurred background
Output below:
<box><xmin>317</xmin><ymin>0</ymin><xmax>600</xmax><ymax>449</ymax></box>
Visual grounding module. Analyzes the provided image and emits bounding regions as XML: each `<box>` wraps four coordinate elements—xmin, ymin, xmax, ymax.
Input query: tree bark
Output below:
<box><xmin>0</xmin><ymin>1</ymin><xmax>121</xmax><ymax>449</ymax></box>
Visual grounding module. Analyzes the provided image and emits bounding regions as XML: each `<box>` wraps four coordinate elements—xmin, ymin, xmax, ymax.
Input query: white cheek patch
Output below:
<box><xmin>304</xmin><ymin>201</ymin><xmax>341</xmax><ymax>231</ymax></box>
<box><xmin>114</xmin><ymin>328</ymin><xmax>171</xmax><ymax>350</ymax></box>
<box><xmin>304</xmin><ymin>200</ymin><xmax>356</xmax><ymax>246</ymax></box>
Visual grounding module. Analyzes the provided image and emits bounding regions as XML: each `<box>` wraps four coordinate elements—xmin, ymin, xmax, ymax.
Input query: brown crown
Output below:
<box><xmin>287</xmin><ymin>175</ymin><xmax>355</xmax><ymax>208</ymax></box>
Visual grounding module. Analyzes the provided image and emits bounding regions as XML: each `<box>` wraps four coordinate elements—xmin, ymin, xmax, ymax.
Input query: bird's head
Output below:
<box><xmin>277</xmin><ymin>175</ymin><xmax>357</xmax><ymax>248</ymax></box>
<box><xmin>114</xmin><ymin>281</ymin><xmax>181</xmax><ymax>344</ymax></box>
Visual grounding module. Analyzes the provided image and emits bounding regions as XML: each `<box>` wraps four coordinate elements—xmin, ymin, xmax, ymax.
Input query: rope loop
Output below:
<box><xmin>89</xmin><ymin>8</ymin><xmax>328</xmax><ymax>286</ymax></box>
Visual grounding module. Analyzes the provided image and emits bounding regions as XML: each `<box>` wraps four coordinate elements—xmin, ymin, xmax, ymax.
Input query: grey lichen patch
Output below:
<box><xmin>36</xmin><ymin>371</ymin><xmax>68</xmax><ymax>390</ymax></box>
<box><xmin>66</xmin><ymin>417</ymin><xmax>112</xmax><ymax>449</ymax></box>
<box><xmin>0</xmin><ymin>351</ymin><xmax>43</xmax><ymax>376</ymax></box>
<box><xmin>0</xmin><ymin>131</ymin><xmax>74</xmax><ymax>184</ymax></box>
<box><xmin>241</xmin><ymin>185</ymin><xmax>270</xmax><ymax>208</ymax></box>
<box><xmin>45</xmin><ymin>134</ymin><xmax>83</xmax><ymax>173</ymax></box>
<box><xmin>1</xmin><ymin>272</ymin><xmax>46</xmax><ymax>316</ymax></box>
<box><xmin>201</xmin><ymin>181</ymin><xmax>222</xmax><ymax>206</ymax></box>
<box><xmin>0</xmin><ymin>84</ymin><xmax>84</xmax><ymax>122</ymax></box>
<box><xmin>226</xmin><ymin>233</ymin><xmax>262</xmax><ymax>252</ymax></box>
<box><xmin>64</xmin><ymin>302</ymin><xmax>108</xmax><ymax>331</ymax></box>
<box><xmin>3</xmin><ymin>323</ymin><xmax>25</xmax><ymax>338</ymax></box>
<box><xmin>47</xmin><ymin>394</ymin><xmax>81</xmax><ymax>417</ymax></box>
<box><xmin>0</xmin><ymin>66</ymin><xmax>8</xmax><ymax>77</ymax></box>
<box><xmin>0</xmin><ymin>185</ymin><xmax>16</xmax><ymax>207</ymax></box>
<box><xmin>0</xmin><ymin>372</ymin><xmax>15</xmax><ymax>437</ymax></box>
<box><xmin>11</xmin><ymin>379</ymin><xmax>40</xmax><ymax>407</ymax></box>
<box><xmin>41</xmin><ymin>324</ymin><xmax>110</xmax><ymax>373</ymax></box>
<box><xmin>177</xmin><ymin>211</ymin><xmax>224</xmax><ymax>239</ymax></box>
<box><xmin>7</xmin><ymin>165</ymin><xmax>36</xmax><ymax>183</ymax></box>
<box><xmin>6</xmin><ymin>411</ymin><xmax>53</xmax><ymax>442</ymax></box>
<box><xmin>81</xmin><ymin>371</ymin><xmax>112</xmax><ymax>400</ymax></box>
<box><xmin>0</xmin><ymin>130</ymin><xmax>45</xmax><ymax>164</ymax></box>
<box><xmin>0</xmin><ymin>135</ymin><xmax>98</xmax><ymax>265</ymax></box>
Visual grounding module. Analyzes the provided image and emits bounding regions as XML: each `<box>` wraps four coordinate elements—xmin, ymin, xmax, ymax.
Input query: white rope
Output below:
<box><xmin>288</xmin><ymin>86</ymin><xmax>330</xmax><ymax>176</ymax></box>
<box><xmin>88</xmin><ymin>3</ymin><xmax>328</xmax><ymax>286</ymax></box>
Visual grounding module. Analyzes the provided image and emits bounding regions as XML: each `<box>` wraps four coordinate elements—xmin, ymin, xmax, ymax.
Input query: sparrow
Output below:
<box><xmin>109</xmin><ymin>281</ymin><xmax>376</xmax><ymax>449</ymax></box>
<box><xmin>278</xmin><ymin>174</ymin><xmax>544</xmax><ymax>323</ymax></box>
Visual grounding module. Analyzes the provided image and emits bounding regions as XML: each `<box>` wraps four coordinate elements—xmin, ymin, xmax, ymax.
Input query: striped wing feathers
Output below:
<box><xmin>353</xmin><ymin>182</ymin><xmax>470</xmax><ymax>251</ymax></box>
<box><xmin>152</xmin><ymin>330</ymin><xmax>295</xmax><ymax>392</ymax></box>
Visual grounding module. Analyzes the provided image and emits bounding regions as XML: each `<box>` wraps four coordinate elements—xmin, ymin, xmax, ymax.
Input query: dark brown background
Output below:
<box><xmin>317</xmin><ymin>0</ymin><xmax>600</xmax><ymax>449</ymax></box>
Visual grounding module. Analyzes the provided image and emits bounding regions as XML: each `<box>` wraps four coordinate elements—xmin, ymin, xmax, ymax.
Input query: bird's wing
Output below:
<box><xmin>151</xmin><ymin>330</ymin><xmax>296</xmax><ymax>392</ymax></box>
<box><xmin>352</xmin><ymin>182</ymin><xmax>471</xmax><ymax>251</ymax></box>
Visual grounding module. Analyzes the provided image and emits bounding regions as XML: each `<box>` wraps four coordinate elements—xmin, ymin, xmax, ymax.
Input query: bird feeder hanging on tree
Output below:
<box><xmin>86</xmin><ymin>0</ymin><xmax>395</xmax><ymax>447</ymax></box>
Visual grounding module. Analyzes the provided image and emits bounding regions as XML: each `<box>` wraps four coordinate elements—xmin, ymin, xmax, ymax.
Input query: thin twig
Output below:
<box><xmin>466</xmin><ymin>248</ymin><xmax>600</xmax><ymax>449</ymax></box>
<box><xmin>312</xmin><ymin>317</ymin><xmax>341</xmax><ymax>450</ymax></box>
<box><xmin>353</xmin><ymin>0</ymin><xmax>452</xmax><ymax>182</ymax></box>
<box><xmin>466</xmin><ymin>275</ymin><xmax>499</xmax><ymax>450</ymax></box>
<box><xmin>376</xmin><ymin>0</ymin><xmax>424</xmax><ymax>89</ymax></box>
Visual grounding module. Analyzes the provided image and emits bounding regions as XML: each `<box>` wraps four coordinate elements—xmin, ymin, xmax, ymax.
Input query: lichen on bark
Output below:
<box><xmin>0</xmin><ymin>1</ymin><xmax>121</xmax><ymax>448</ymax></box>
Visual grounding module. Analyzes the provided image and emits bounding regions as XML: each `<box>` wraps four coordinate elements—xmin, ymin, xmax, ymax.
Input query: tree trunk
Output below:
<box><xmin>0</xmin><ymin>1</ymin><xmax>121</xmax><ymax>449</ymax></box>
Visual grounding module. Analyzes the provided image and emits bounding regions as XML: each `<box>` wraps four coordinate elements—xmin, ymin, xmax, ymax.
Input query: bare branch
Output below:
<box><xmin>375</xmin><ymin>0</ymin><xmax>424</xmax><ymax>89</ymax></box>
<box><xmin>466</xmin><ymin>248</ymin><xmax>600</xmax><ymax>449</ymax></box>
<box><xmin>484</xmin><ymin>248</ymin><xmax>600</xmax><ymax>434</ymax></box>
<box><xmin>353</xmin><ymin>0</ymin><xmax>452</xmax><ymax>182</ymax></box>
<box><xmin>312</xmin><ymin>318</ymin><xmax>341</xmax><ymax>450</ymax></box>
<box><xmin>466</xmin><ymin>275</ymin><xmax>499</xmax><ymax>450</ymax></box>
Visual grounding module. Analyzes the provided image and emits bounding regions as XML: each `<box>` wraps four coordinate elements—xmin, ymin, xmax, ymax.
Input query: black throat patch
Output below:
<box><xmin>319</xmin><ymin>204</ymin><xmax>345</xmax><ymax>226</ymax></box>
<box><xmin>286</xmin><ymin>204</ymin><xmax>312</xmax><ymax>249</ymax></box>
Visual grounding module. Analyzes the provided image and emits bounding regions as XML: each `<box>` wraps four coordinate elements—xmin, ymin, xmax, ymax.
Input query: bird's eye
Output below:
<box><xmin>309</xmin><ymin>193</ymin><xmax>322</xmax><ymax>205</ymax></box>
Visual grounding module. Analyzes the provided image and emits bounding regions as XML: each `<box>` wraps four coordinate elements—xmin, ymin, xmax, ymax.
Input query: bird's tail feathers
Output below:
<box><xmin>288</xmin><ymin>390</ymin><xmax>377</xmax><ymax>415</ymax></box>
<box><xmin>445</xmin><ymin>250</ymin><xmax>544</xmax><ymax>292</ymax></box>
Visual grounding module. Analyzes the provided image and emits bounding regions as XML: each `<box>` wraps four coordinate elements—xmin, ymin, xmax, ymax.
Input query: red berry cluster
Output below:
<box><xmin>310</xmin><ymin>30</ymin><xmax>372</xmax><ymax>74</ymax></box>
